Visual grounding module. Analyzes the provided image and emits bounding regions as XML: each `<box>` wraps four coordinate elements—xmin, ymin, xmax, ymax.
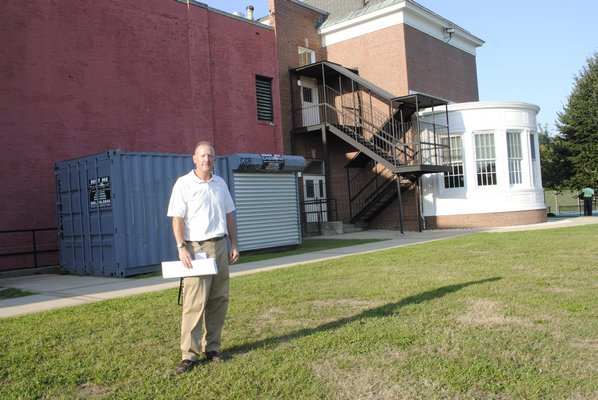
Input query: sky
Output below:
<box><xmin>201</xmin><ymin>0</ymin><xmax>598</xmax><ymax>134</ymax></box>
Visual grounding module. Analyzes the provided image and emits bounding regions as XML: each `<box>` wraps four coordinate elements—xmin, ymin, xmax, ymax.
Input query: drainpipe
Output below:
<box><xmin>246</xmin><ymin>5</ymin><xmax>254</xmax><ymax>20</ymax></box>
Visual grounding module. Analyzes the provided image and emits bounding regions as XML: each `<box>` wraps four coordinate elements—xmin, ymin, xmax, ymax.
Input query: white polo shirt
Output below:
<box><xmin>167</xmin><ymin>171</ymin><xmax>235</xmax><ymax>241</ymax></box>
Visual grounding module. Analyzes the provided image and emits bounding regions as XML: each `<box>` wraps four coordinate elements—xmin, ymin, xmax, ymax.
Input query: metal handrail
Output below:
<box><xmin>346</xmin><ymin>159</ymin><xmax>398</xmax><ymax>221</ymax></box>
<box><xmin>299</xmin><ymin>198</ymin><xmax>338</xmax><ymax>235</ymax></box>
<box><xmin>293</xmin><ymin>83</ymin><xmax>450</xmax><ymax>168</ymax></box>
<box><xmin>0</xmin><ymin>228</ymin><xmax>59</xmax><ymax>268</ymax></box>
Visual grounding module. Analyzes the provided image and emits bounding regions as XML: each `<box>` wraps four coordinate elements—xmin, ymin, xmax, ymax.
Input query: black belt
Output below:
<box><xmin>192</xmin><ymin>236</ymin><xmax>225</xmax><ymax>245</ymax></box>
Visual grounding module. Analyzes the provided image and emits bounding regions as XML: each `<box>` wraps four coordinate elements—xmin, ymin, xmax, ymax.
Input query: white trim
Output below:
<box><xmin>427</xmin><ymin>100</ymin><xmax>541</xmax><ymax>114</ymax></box>
<box><xmin>298</xmin><ymin>46</ymin><xmax>316</xmax><ymax>66</ymax></box>
<box><xmin>319</xmin><ymin>1</ymin><xmax>483</xmax><ymax>55</ymax></box>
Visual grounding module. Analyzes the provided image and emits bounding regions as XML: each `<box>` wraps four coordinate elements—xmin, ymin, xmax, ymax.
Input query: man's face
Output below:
<box><xmin>193</xmin><ymin>144</ymin><xmax>215</xmax><ymax>174</ymax></box>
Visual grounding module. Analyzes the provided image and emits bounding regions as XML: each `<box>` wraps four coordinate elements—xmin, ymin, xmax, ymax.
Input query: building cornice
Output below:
<box><xmin>441</xmin><ymin>100</ymin><xmax>540</xmax><ymax>114</ymax></box>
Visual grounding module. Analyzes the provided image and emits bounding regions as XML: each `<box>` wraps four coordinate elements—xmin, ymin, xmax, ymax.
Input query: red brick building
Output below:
<box><xmin>0</xmin><ymin>0</ymin><xmax>546</xmax><ymax>272</ymax></box>
<box><xmin>268</xmin><ymin>0</ymin><xmax>544</xmax><ymax>233</ymax></box>
<box><xmin>0</xmin><ymin>0</ymin><xmax>282</xmax><ymax>271</ymax></box>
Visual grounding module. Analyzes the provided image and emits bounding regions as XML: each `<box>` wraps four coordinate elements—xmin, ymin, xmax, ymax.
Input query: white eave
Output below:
<box><xmin>319</xmin><ymin>0</ymin><xmax>484</xmax><ymax>56</ymax></box>
<box><xmin>447</xmin><ymin>100</ymin><xmax>540</xmax><ymax>114</ymax></box>
<box><xmin>420</xmin><ymin>100</ymin><xmax>541</xmax><ymax>116</ymax></box>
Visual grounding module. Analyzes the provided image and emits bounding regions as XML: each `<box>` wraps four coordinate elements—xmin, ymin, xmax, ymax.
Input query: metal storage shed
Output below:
<box><xmin>216</xmin><ymin>153</ymin><xmax>306</xmax><ymax>252</ymax></box>
<box><xmin>55</xmin><ymin>151</ymin><xmax>306</xmax><ymax>276</ymax></box>
<box><xmin>55</xmin><ymin>150</ymin><xmax>193</xmax><ymax>276</ymax></box>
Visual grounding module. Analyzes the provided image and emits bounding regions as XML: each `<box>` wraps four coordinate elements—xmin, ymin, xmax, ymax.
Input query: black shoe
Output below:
<box><xmin>172</xmin><ymin>359</ymin><xmax>197</xmax><ymax>375</ymax></box>
<box><xmin>205</xmin><ymin>351</ymin><xmax>223</xmax><ymax>362</ymax></box>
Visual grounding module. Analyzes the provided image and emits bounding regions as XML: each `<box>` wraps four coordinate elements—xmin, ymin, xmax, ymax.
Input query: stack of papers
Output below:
<box><xmin>161</xmin><ymin>252</ymin><xmax>218</xmax><ymax>278</ymax></box>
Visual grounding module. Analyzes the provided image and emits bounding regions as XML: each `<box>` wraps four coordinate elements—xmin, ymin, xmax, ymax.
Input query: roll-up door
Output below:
<box><xmin>233</xmin><ymin>172</ymin><xmax>301</xmax><ymax>251</ymax></box>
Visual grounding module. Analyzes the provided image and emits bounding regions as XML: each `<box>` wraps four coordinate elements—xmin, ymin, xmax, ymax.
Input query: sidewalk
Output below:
<box><xmin>1</xmin><ymin>216</ymin><xmax>596</xmax><ymax>319</ymax></box>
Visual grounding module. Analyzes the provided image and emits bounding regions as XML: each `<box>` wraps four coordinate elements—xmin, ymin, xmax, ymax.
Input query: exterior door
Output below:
<box><xmin>300</xmin><ymin>77</ymin><xmax>320</xmax><ymax>126</ymax></box>
<box><xmin>302</xmin><ymin>175</ymin><xmax>327</xmax><ymax>223</ymax></box>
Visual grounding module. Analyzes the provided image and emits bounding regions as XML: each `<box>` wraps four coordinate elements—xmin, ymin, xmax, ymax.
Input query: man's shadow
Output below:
<box><xmin>225</xmin><ymin>277</ymin><xmax>501</xmax><ymax>358</ymax></box>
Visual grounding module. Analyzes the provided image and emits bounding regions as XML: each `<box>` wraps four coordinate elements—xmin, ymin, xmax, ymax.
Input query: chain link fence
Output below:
<box><xmin>544</xmin><ymin>190</ymin><xmax>595</xmax><ymax>215</ymax></box>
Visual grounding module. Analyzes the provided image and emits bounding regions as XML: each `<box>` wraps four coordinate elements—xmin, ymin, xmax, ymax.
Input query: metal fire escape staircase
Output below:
<box><xmin>292</xmin><ymin>61</ymin><xmax>451</xmax><ymax>229</ymax></box>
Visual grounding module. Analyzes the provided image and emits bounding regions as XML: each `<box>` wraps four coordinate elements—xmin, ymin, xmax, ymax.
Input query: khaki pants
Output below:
<box><xmin>180</xmin><ymin>238</ymin><xmax>229</xmax><ymax>361</ymax></box>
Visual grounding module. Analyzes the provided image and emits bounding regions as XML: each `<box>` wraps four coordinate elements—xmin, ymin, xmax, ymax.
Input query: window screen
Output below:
<box><xmin>256</xmin><ymin>76</ymin><xmax>273</xmax><ymax>121</ymax></box>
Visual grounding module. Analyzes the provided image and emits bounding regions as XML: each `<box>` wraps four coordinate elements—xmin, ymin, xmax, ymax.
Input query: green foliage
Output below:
<box><xmin>539</xmin><ymin>125</ymin><xmax>572</xmax><ymax>190</ymax></box>
<box><xmin>0</xmin><ymin>288</ymin><xmax>36</xmax><ymax>299</ymax></box>
<box><xmin>1</xmin><ymin>226</ymin><xmax>597</xmax><ymax>399</ymax></box>
<box><xmin>555</xmin><ymin>52</ymin><xmax>598</xmax><ymax>189</ymax></box>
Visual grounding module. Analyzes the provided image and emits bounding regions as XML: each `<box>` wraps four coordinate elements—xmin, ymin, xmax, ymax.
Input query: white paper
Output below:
<box><xmin>161</xmin><ymin>258</ymin><xmax>217</xmax><ymax>278</ymax></box>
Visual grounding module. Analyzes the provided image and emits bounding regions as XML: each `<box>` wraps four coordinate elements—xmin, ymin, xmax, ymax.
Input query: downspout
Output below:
<box><xmin>415</xmin><ymin>96</ymin><xmax>424</xmax><ymax>231</ymax></box>
<box><xmin>396</xmin><ymin>175</ymin><xmax>404</xmax><ymax>234</ymax></box>
<box><xmin>289</xmin><ymin>70</ymin><xmax>297</xmax><ymax>154</ymax></box>
<box><xmin>321</xmin><ymin>64</ymin><xmax>332</xmax><ymax>223</ymax></box>
<box><xmin>418</xmin><ymin>176</ymin><xmax>425</xmax><ymax>232</ymax></box>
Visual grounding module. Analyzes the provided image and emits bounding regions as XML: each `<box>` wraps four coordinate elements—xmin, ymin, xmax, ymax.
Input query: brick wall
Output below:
<box><xmin>367</xmin><ymin>186</ymin><xmax>421</xmax><ymax>231</ymax></box>
<box><xmin>0</xmin><ymin>0</ymin><xmax>281</xmax><ymax>270</ymax></box>
<box><xmin>326</xmin><ymin>24</ymin><xmax>479</xmax><ymax>101</ymax></box>
<box><xmin>425</xmin><ymin>209</ymin><xmax>548</xmax><ymax>229</ymax></box>
<box><xmin>404</xmin><ymin>25</ymin><xmax>479</xmax><ymax>102</ymax></box>
<box><xmin>270</xmin><ymin>0</ymin><xmax>327</xmax><ymax>154</ymax></box>
<box><xmin>326</xmin><ymin>24</ymin><xmax>409</xmax><ymax>96</ymax></box>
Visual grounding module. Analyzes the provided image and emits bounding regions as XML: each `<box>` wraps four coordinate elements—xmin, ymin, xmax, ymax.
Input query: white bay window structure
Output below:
<box><xmin>420</xmin><ymin>101</ymin><xmax>544</xmax><ymax>226</ymax></box>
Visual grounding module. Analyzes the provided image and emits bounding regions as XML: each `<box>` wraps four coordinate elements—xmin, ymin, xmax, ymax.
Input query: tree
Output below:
<box><xmin>555</xmin><ymin>52</ymin><xmax>598</xmax><ymax>190</ymax></box>
<box><xmin>538</xmin><ymin>124</ymin><xmax>571</xmax><ymax>190</ymax></box>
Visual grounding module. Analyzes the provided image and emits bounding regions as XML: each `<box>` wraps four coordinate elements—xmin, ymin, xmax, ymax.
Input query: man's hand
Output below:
<box><xmin>178</xmin><ymin>246</ymin><xmax>193</xmax><ymax>269</ymax></box>
<box><xmin>229</xmin><ymin>246</ymin><xmax>239</xmax><ymax>265</ymax></box>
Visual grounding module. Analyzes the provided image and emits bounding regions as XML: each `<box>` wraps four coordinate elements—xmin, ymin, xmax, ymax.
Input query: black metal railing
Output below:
<box><xmin>347</xmin><ymin>158</ymin><xmax>398</xmax><ymax>221</ymax></box>
<box><xmin>0</xmin><ymin>228</ymin><xmax>59</xmax><ymax>269</ymax></box>
<box><xmin>293</xmin><ymin>83</ymin><xmax>450</xmax><ymax>170</ymax></box>
<box><xmin>299</xmin><ymin>198</ymin><xmax>338</xmax><ymax>236</ymax></box>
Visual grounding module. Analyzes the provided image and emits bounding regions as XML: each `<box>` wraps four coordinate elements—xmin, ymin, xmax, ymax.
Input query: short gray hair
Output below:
<box><xmin>194</xmin><ymin>141</ymin><xmax>215</xmax><ymax>155</ymax></box>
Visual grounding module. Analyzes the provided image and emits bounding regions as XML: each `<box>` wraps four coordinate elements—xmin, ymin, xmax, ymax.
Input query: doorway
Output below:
<box><xmin>300</xmin><ymin>77</ymin><xmax>320</xmax><ymax>126</ymax></box>
<box><xmin>302</xmin><ymin>174</ymin><xmax>328</xmax><ymax>223</ymax></box>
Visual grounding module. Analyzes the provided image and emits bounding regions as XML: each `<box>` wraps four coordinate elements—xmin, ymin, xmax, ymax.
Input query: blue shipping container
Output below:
<box><xmin>55</xmin><ymin>150</ymin><xmax>193</xmax><ymax>276</ymax></box>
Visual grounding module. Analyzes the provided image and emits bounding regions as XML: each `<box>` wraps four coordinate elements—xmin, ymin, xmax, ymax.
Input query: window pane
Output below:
<box><xmin>302</xmin><ymin>87</ymin><xmax>313</xmax><ymax>103</ymax></box>
<box><xmin>442</xmin><ymin>135</ymin><xmax>464</xmax><ymax>188</ymax></box>
<box><xmin>298</xmin><ymin>47</ymin><xmax>315</xmax><ymax>67</ymax></box>
<box><xmin>305</xmin><ymin>179</ymin><xmax>315</xmax><ymax>198</ymax></box>
<box><xmin>475</xmin><ymin>133</ymin><xmax>496</xmax><ymax>186</ymax></box>
<box><xmin>507</xmin><ymin>131</ymin><xmax>522</xmax><ymax>184</ymax></box>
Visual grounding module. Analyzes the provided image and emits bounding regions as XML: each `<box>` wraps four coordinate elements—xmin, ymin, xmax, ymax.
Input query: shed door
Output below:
<box><xmin>233</xmin><ymin>172</ymin><xmax>302</xmax><ymax>252</ymax></box>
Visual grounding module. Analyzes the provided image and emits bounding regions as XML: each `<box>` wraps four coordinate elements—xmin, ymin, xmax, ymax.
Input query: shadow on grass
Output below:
<box><xmin>226</xmin><ymin>277</ymin><xmax>502</xmax><ymax>357</ymax></box>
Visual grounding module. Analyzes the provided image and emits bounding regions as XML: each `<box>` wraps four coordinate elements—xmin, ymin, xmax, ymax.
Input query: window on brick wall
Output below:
<box><xmin>474</xmin><ymin>132</ymin><xmax>497</xmax><ymax>186</ymax></box>
<box><xmin>256</xmin><ymin>76</ymin><xmax>273</xmax><ymax>122</ymax></box>
<box><xmin>298</xmin><ymin>47</ymin><xmax>315</xmax><ymax>67</ymax></box>
<box><xmin>441</xmin><ymin>135</ymin><xmax>465</xmax><ymax>188</ymax></box>
<box><xmin>507</xmin><ymin>130</ymin><xmax>523</xmax><ymax>185</ymax></box>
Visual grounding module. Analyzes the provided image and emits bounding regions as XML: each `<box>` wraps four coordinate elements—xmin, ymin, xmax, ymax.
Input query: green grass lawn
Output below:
<box><xmin>236</xmin><ymin>238</ymin><xmax>385</xmax><ymax>264</ymax></box>
<box><xmin>129</xmin><ymin>238</ymin><xmax>386</xmax><ymax>279</ymax></box>
<box><xmin>1</xmin><ymin>225</ymin><xmax>597</xmax><ymax>399</ymax></box>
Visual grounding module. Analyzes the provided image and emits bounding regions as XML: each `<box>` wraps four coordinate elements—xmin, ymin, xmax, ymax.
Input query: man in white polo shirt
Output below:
<box><xmin>167</xmin><ymin>141</ymin><xmax>239</xmax><ymax>375</ymax></box>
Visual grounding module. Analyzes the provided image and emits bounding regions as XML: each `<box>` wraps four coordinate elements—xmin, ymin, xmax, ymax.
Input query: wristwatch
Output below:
<box><xmin>176</xmin><ymin>241</ymin><xmax>186</xmax><ymax>249</ymax></box>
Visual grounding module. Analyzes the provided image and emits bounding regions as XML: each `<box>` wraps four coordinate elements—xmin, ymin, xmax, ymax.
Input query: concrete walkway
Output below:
<box><xmin>1</xmin><ymin>216</ymin><xmax>596</xmax><ymax>319</ymax></box>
